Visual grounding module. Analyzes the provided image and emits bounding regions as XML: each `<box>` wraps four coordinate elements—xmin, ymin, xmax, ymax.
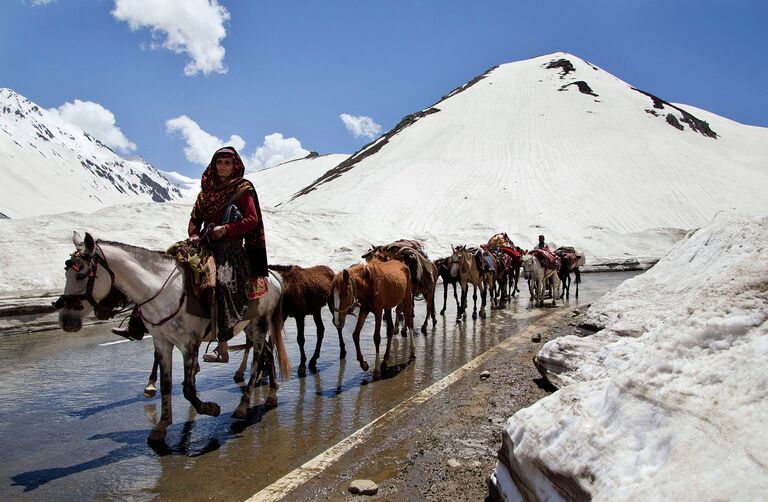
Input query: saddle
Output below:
<box><xmin>168</xmin><ymin>241</ymin><xmax>215</xmax><ymax>318</ymax></box>
<box><xmin>531</xmin><ymin>248</ymin><xmax>560</xmax><ymax>270</ymax></box>
<box><xmin>554</xmin><ymin>246</ymin><xmax>583</xmax><ymax>269</ymax></box>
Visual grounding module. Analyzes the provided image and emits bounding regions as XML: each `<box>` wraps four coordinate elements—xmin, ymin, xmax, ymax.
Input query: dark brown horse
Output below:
<box><xmin>233</xmin><ymin>264</ymin><xmax>344</xmax><ymax>379</ymax></box>
<box><xmin>329</xmin><ymin>259</ymin><xmax>414</xmax><ymax>380</ymax></box>
<box><xmin>554</xmin><ymin>247</ymin><xmax>586</xmax><ymax>299</ymax></box>
<box><xmin>434</xmin><ymin>256</ymin><xmax>460</xmax><ymax>315</ymax></box>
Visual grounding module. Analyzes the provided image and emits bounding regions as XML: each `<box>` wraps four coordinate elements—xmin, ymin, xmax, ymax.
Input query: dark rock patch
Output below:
<box><xmin>304</xmin><ymin>151</ymin><xmax>320</xmax><ymax>159</ymax></box>
<box><xmin>666</xmin><ymin>114</ymin><xmax>684</xmax><ymax>131</ymax></box>
<box><xmin>632</xmin><ymin>87</ymin><xmax>717</xmax><ymax>138</ymax></box>
<box><xmin>545</xmin><ymin>58</ymin><xmax>576</xmax><ymax>78</ymax></box>
<box><xmin>645</xmin><ymin>109</ymin><xmax>660</xmax><ymax>117</ymax></box>
<box><xmin>559</xmin><ymin>81</ymin><xmax>598</xmax><ymax>96</ymax></box>
<box><xmin>0</xmin><ymin>211</ymin><xmax>8</xmax><ymax>219</ymax></box>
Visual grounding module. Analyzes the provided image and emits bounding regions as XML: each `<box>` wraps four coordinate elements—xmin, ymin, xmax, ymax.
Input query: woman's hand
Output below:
<box><xmin>211</xmin><ymin>225</ymin><xmax>228</xmax><ymax>240</ymax></box>
<box><xmin>187</xmin><ymin>234</ymin><xmax>200</xmax><ymax>245</ymax></box>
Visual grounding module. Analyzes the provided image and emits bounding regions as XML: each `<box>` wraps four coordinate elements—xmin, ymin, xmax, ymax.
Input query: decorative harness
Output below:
<box><xmin>54</xmin><ymin>245</ymin><xmax>186</xmax><ymax>327</ymax></box>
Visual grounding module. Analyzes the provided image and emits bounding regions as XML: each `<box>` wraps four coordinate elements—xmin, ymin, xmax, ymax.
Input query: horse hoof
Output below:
<box><xmin>373</xmin><ymin>370</ymin><xmax>382</xmax><ymax>381</ymax></box>
<box><xmin>147</xmin><ymin>429</ymin><xmax>167</xmax><ymax>444</ymax></box>
<box><xmin>361</xmin><ymin>361</ymin><xmax>369</xmax><ymax>372</ymax></box>
<box><xmin>298</xmin><ymin>366</ymin><xmax>306</xmax><ymax>377</ymax></box>
<box><xmin>339</xmin><ymin>350</ymin><xmax>346</xmax><ymax>360</ymax></box>
<box><xmin>202</xmin><ymin>402</ymin><xmax>220</xmax><ymax>417</ymax></box>
<box><xmin>439</xmin><ymin>310</ymin><xmax>445</xmax><ymax>316</ymax></box>
<box><xmin>233</xmin><ymin>373</ymin><xmax>245</xmax><ymax>384</ymax></box>
<box><xmin>143</xmin><ymin>386</ymin><xmax>157</xmax><ymax>398</ymax></box>
<box><xmin>232</xmin><ymin>407</ymin><xmax>248</xmax><ymax>420</ymax></box>
<box><xmin>265</xmin><ymin>396</ymin><xmax>278</xmax><ymax>408</ymax></box>
<box><xmin>420</xmin><ymin>326</ymin><xmax>427</xmax><ymax>335</ymax></box>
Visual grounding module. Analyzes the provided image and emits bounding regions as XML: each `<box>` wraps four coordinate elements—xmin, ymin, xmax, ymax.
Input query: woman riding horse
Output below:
<box><xmin>188</xmin><ymin>146</ymin><xmax>270</xmax><ymax>363</ymax></box>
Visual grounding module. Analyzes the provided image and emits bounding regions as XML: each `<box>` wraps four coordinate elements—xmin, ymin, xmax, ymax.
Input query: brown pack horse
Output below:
<box><xmin>450</xmin><ymin>245</ymin><xmax>492</xmax><ymax>320</ymax></box>
<box><xmin>365</xmin><ymin>245</ymin><xmax>438</xmax><ymax>335</ymax></box>
<box><xmin>434</xmin><ymin>256</ymin><xmax>460</xmax><ymax>315</ymax></box>
<box><xmin>232</xmin><ymin>264</ymin><xmax>344</xmax><ymax>380</ymax></box>
<box><xmin>329</xmin><ymin>259</ymin><xmax>414</xmax><ymax>380</ymax></box>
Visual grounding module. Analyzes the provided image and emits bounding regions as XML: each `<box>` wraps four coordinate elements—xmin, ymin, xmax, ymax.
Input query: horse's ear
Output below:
<box><xmin>73</xmin><ymin>231</ymin><xmax>85</xmax><ymax>251</ymax></box>
<box><xmin>84</xmin><ymin>232</ymin><xmax>95</xmax><ymax>253</ymax></box>
<box><xmin>343</xmin><ymin>269</ymin><xmax>350</xmax><ymax>283</ymax></box>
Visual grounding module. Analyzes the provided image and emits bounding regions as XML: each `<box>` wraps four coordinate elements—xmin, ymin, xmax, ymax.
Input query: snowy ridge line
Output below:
<box><xmin>251</xmin><ymin>309</ymin><xmax>564</xmax><ymax>501</ymax></box>
<box><xmin>284</xmin><ymin>65</ymin><xmax>498</xmax><ymax>203</ymax></box>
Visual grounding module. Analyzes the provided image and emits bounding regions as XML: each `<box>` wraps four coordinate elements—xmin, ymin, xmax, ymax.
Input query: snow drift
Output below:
<box><xmin>489</xmin><ymin>211</ymin><xmax>768</xmax><ymax>500</ymax></box>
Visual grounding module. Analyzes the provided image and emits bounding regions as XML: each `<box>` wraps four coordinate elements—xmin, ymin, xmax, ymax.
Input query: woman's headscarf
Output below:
<box><xmin>191</xmin><ymin>146</ymin><xmax>254</xmax><ymax>222</ymax></box>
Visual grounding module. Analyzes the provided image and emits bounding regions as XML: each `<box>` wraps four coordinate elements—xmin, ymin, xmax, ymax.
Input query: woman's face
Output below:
<box><xmin>216</xmin><ymin>156</ymin><xmax>235</xmax><ymax>180</ymax></box>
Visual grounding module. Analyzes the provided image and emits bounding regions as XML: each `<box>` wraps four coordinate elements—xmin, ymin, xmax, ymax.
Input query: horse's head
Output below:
<box><xmin>449</xmin><ymin>245</ymin><xmax>467</xmax><ymax>278</ymax></box>
<box><xmin>329</xmin><ymin>268</ymin><xmax>361</xmax><ymax>329</ymax></box>
<box><xmin>521</xmin><ymin>254</ymin><xmax>533</xmax><ymax>280</ymax></box>
<box><xmin>55</xmin><ymin>231</ymin><xmax>114</xmax><ymax>332</ymax></box>
<box><xmin>361</xmin><ymin>245</ymin><xmax>380</xmax><ymax>263</ymax></box>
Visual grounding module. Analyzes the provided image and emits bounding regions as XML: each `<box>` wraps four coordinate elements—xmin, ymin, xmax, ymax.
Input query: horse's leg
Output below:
<box><xmin>574</xmin><ymin>268</ymin><xmax>581</xmax><ymax>298</ymax></box>
<box><xmin>457</xmin><ymin>280</ymin><xmax>468</xmax><ymax>322</ymax></box>
<box><xmin>372</xmin><ymin>309</ymin><xmax>383</xmax><ymax>381</ymax></box>
<box><xmin>405</xmin><ymin>288</ymin><xmax>416</xmax><ymax>361</ymax></box>
<box><xmin>308</xmin><ymin>310</ymin><xmax>324</xmax><ymax>372</ymax></box>
<box><xmin>296</xmin><ymin>315</ymin><xmax>308</xmax><ymax>377</ymax></box>
<box><xmin>452</xmin><ymin>281</ymin><xmax>460</xmax><ymax>311</ymax></box>
<box><xmin>352</xmin><ymin>310</ymin><xmax>370</xmax><ymax>372</ymax></box>
<box><xmin>265</xmin><ymin>339</ymin><xmax>279</xmax><ymax>407</ymax></box>
<box><xmin>181</xmin><ymin>343</ymin><xmax>220</xmax><ymax>417</ymax></box>
<box><xmin>148</xmin><ymin>339</ymin><xmax>173</xmax><ymax>444</ymax></box>
<box><xmin>144</xmin><ymin>351</ymin><xmax>159</xmax><ymax>398</ymax></box>
<box><xmin>440</xmin><ymin>280</ymin><xmax>448</xmax><ymax>315</ymax></box>
<box><xmin>234</xmin><ymin>323</ymin><xmax>265</xmax><ymax>418</ymax></box>
<box><xmin>473</xmin><ymin>284</ymin><xmax>481</xmax><ymax>319</ymax></box>
<box><xmin>429</xmin><ymin>284</ymin><xmax>437</xmax><ymax>325</ymax></box>
<box><xmin>233</xmin><ymin>339</ymin><xmax>252</xmax><ymax>385</ymax></box>
<box><xmin>336</xmin><ymin>324</ymin><xmax>346</xmax><ymax>360</ymax></box>
<box><xmin>385</xmin><ymin>308</ymin><xmax>395</xmax><ymax>338</ymax></box>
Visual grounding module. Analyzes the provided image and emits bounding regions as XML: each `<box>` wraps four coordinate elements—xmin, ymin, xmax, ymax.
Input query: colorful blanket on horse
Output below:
<box><xmin>382</xmin><ymin>239</ymin><xmax>428</xmax><ymax>258</ymax></box>
<box><xmin>486</xmin><ymin>232</ymin><xmax>514</xmax><ymax>249</ymax></box>
<box><xmin>531</xmin><ymin>247</ymin><xmax>560</xmax><ymax>270</ymax></box>
<box><xmin>554</xmin><ymin>246</ymin><xmax>582</xmax><ymax>270</ymax></box>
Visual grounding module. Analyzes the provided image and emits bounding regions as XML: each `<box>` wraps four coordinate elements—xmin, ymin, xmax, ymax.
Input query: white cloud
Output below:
<box><xmin>243</xmin><ymin>133</ymin><xmax>309</xmax><ymax>171</ymax></box>
<box><xmin>31</xmin><ymin>0</ymin><xmax>55</xmax><ymax>5</ymax></box>
<box><xmin>165</xmin><ymin>116</ymin><xmax>308</xmax><ymax>172</ymax></box>
<box><xmin>50</xmin><ymin>100</ymin><xmax>137</xmax><ymax>154</ymax></box>
<box><xmin>340</xmin><ymin>113</ymin><xmax>382</xmax><ymax>139</ymax></box>
<box><xmin>165</xmin><ymin>115</ymin><xmax>245</xmax><ymax>165</ymax></box>
<box><xmin>112</xmin><ymin>0</ymin><xmax>229</xmax><ymax>76</ymax></box>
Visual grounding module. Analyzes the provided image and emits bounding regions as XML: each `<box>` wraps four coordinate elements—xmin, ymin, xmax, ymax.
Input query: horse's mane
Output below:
<box><xmin>97</xmin><ymin>240</ymin><xmax>175</xmax><ymax>267</ymax></box>
<box><xmin>269</xmin><ymin>264</ymin><xmax>298</xmax><ymax>273</ymax></box>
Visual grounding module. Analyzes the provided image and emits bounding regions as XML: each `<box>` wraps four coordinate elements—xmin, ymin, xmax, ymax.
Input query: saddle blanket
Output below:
<box><xmin>555</xmin><ymin>247</ymin><xmax>583</xmax><ymax>269</ymax></box>
<box><xmin>531</xmin><ymin>248</ymin><xmax>560</xmax><ymax>270</ymax></box>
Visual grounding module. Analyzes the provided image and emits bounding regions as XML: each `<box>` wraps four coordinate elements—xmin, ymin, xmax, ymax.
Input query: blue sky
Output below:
<box><xmin>2</xmin><ymin>0</ymin><xmax>766</xmax><ymax>178</ymax></box>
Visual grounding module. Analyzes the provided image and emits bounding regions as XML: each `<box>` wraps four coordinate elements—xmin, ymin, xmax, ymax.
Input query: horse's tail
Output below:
<box><xmin>270</xmin><ymin>293</ymin><xmax>291</xmax><ymax>381</ymax></box>
<box><xmin>575</xmin><ymin>268</ymin><xmax>581</xmax><ymax>285</ymax></box>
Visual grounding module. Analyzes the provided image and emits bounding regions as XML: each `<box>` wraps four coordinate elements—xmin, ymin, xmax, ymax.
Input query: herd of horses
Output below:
<box><xmin>55</xmin><ymin>231</ymin><xmax>584</xmax><ymax>444</ymax></box>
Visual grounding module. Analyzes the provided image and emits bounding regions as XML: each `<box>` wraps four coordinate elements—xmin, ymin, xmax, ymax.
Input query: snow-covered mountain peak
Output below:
<box><xmin>281</xmin><ymin>52</ymin><xmax>765</xmax><ymax>239</ymax></box>
<box><xmin>0</xmin><ymin>89</ymin><xmax>182</xmax><ymax>219</ymax></box>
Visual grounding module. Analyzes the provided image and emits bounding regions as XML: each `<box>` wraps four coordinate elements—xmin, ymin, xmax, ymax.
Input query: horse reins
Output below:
<box><xmin>54</xmin><ymin>244</ymin><xmax>186</xmax><ymax>327</ymax></box>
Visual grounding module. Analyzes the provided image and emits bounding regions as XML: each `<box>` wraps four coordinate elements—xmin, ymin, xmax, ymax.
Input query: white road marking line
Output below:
<box><xmin>250</xmin><ymin>311</ymin><xmax>567</xmax><ymax>501</ymax></box>
<box><xmin>99</xmin><ymin>335</ymin><xmax>153</xmax><ymax>346</ymax></box>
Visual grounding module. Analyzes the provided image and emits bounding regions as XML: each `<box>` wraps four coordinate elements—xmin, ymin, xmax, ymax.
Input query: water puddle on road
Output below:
<box><xmin>0</xmin><ymin>272</ymin><xmax>636</xmax><ymax>500</ymax></box>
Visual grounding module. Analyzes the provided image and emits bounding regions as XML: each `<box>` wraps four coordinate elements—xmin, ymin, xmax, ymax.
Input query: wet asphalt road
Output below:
<box><xmin>0</xmin><ymin>272</ymin><xmax>636</xmax><ymax>501</ymax></box>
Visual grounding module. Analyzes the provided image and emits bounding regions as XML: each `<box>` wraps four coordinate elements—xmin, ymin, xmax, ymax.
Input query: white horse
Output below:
<box><xmin>55</xmin><ymin>232</ymin><xmax>290</xmax><ymax>444</ymax></box>
<box><xmin>521</xmin><ymin>254</ymin><xmax>560</xmax><ymax>308</ymax></box>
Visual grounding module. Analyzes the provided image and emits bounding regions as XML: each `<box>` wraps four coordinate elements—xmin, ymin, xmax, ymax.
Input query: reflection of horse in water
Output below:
<box><xmin>55</xmin><ymin>232</ymin><xmax>290</xmax><ymax>444</ymax></box>
<box><xmin>328</xmin><ymin>258</ymin><xmax>414</xmax><ymax>380</ymax></box>
<box><xmin>232</xmin><ymin>264</ymin><xmax>344</xmax><ymax>379</ymax></box>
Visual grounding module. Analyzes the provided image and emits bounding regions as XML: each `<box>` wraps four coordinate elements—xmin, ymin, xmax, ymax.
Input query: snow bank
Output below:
<box><xmin>490</xmin><ymin>212</ymin><xmax>768</xmax><ymax>500</ymax></box>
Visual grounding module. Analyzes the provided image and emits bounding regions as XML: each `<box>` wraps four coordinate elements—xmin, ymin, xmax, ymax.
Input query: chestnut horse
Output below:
<box><xmin>329</xmin><ymin>259</ymin><xmax>414</xmax><ymax>380</ymax></box>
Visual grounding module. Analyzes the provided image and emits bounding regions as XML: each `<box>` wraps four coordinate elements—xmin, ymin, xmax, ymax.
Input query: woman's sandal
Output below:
<box><xmin>203</xmin><ymin>347</ymin><xmax>229</xmax><ymax>363</ymax></box>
